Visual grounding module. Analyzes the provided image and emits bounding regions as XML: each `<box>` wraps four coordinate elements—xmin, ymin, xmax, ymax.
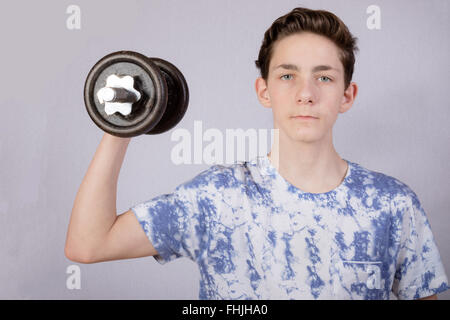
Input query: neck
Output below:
<box><xmin>267</xmin><ymin>128</ymin><xmax>347</xmax><ymax>194</ymax></box>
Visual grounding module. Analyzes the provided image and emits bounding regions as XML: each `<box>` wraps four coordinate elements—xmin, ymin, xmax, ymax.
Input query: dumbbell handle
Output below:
<box><xmin>98</xmin><ymin>87</ymin><xmax>140</xmax><ymax>103</ymax></box>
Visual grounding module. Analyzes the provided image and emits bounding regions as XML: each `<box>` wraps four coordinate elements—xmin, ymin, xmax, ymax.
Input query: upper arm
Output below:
<box><xmin>89</xmin><ymin>209</ymin><xmax>158</xmax><ymax>263</ymax></box>
<box><xmin>392</xmin><ymin>189</ymin><xmax>448</xmax><ymax>299</ymax></box>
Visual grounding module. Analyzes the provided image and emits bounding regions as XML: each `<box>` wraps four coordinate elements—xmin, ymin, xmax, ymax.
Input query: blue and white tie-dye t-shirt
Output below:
<box><xmin>131</xmin><ymin>155</ymin><xmax>449</xmax><ymax>300</ymax></box>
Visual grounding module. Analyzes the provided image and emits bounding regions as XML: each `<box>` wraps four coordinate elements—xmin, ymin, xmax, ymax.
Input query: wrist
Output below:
<box><xmin>103</xmin><ymin>132</ymin><xmax>131</xmax><ymax>144</ymax></box>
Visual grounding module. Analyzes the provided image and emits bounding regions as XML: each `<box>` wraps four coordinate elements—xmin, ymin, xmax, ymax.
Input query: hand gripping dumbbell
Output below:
<box><xmin>84</xmin><ymin>51</ymin><xmax>189</xmax><ymax>137</ymax></box>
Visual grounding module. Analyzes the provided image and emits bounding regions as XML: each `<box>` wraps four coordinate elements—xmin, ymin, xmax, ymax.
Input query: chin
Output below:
<box><xmin>275</xmin><ymin>120</ymin><xmax>324</xmax><ymax>143</ymax></box>
<box><xmin>288</xmin><ymin>130</ymin><xmax>321</xmax><ymax>144</ymax></box>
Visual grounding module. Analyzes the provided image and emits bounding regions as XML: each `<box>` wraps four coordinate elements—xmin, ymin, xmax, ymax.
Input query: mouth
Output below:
<box><xmin>291</xmin><ymin>115</ymin><xmax>318</xmax><ymax>120</ymax></box>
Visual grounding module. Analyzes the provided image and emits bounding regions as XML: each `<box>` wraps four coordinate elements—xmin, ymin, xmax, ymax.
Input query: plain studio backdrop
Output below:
<box><xmin>0</xmin><ymin>0</ymin><xmax>449</xmax><ymax>299</ymax></box>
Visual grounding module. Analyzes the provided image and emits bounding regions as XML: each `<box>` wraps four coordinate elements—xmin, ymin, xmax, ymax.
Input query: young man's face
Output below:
<box><xmin>255</xmin><ymin>32</ymin><xmax>357</xmax><ymax>145</ymax></box>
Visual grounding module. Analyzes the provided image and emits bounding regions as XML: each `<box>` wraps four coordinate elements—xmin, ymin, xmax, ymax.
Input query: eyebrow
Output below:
<box><xmin>272</xmin><ymin>63</ymin><xmax>340</xmax><ymax>73</ymax></box>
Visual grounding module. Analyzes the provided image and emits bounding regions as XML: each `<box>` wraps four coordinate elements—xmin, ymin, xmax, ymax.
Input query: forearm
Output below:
<box><xmin>65</xmin><ymin>133</ymin><xmax>131</xmax><ymax>261</ymax></box>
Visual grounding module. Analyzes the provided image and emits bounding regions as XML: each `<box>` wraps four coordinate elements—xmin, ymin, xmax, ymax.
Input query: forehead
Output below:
<box><xmin>270</xmin><ymin>32</ymin><xmax>342</xmax><ymax>71</ymax></box>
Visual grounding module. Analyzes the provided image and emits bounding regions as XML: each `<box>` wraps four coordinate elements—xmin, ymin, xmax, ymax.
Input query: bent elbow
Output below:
<box><xmin>64</xmin><ymin>243</ymin><xmax>97</xmax><ymax>264</ymax></box>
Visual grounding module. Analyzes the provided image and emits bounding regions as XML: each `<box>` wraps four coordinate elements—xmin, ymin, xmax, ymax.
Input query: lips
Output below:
<box><xmin>292</xmin><ymin>115</ymin><xmax>318</xmax><ymax>119</ymax></box>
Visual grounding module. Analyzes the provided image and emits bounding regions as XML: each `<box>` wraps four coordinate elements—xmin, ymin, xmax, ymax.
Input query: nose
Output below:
<box><xmin>295</xmin><ymin>78</ymin><xmax>315</xmax><ymax>105</ymax></box>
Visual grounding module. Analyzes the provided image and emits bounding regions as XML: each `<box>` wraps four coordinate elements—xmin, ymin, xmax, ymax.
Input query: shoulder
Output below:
<box><xmin>175</xmin><ymin>161</ymin><xmax>250</xmax><ymax>194</ymax></box>
<box><xmin>349</xmin><ymin>161</ymin><xmax>420</xmax><ymax>206</ymax></box>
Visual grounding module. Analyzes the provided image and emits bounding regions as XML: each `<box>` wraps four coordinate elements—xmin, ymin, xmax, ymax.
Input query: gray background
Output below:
<box><xmin>0</xmin><ymin>0</ymin><xmax>449</xmax><ymax>299</ymax></box>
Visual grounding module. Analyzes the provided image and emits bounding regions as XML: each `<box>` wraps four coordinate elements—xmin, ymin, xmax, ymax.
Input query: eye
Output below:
<box><xmin>280</xmin><ymin>74</ymin><xmax>293</xmax><ymax>80</ymax></box>
<box><xmin>319</xmin><ymin>76</ymin><xmax>332</xmax><ymax>82</ymax></box>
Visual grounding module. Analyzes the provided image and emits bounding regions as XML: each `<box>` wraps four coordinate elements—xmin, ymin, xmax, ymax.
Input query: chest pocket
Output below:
<box><xmin>334</xmin><ymin>260</ymin><xmax>383</xmax><ymax>299</ymax></box>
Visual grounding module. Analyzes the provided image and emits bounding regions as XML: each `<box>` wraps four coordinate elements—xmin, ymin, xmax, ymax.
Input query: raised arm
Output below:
<box><xmin>65</xmin><ymin>133</ymin><xmax>157</xmax><ymax>263</ymax></box>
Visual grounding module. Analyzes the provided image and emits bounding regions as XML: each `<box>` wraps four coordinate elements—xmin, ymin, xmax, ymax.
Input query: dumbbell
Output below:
<box><xmin>84</xmin><ymin>51</ymin><xmax>189</xmax><ymax>137</ymax></box>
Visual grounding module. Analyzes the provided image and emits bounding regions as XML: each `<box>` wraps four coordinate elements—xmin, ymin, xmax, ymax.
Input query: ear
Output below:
<box><xmin>339</xmin><ymin>81</ymin><xmax>358</xmax><ymax>114</ymax></box>
<box><xmin>255</xmin><ymin>77</ymin><xmax>271</xmax><ymax>108</ymax></box>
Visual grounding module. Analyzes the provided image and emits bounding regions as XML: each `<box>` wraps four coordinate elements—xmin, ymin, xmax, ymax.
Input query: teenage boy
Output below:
<box><xmin>65</xmin><ymin>7</ymin><xmax>448</xmax><ymax>300</ymax></box>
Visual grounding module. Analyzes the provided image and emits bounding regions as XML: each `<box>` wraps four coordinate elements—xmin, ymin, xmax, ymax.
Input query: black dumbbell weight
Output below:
<box><xmin>84</xmin><ymin>51</ymin><xmax>189</xmax><ymax>137</ymax></box>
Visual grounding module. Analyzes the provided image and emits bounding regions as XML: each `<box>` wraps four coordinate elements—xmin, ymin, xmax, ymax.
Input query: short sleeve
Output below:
<box><xmin>392</xmin><ymin>190</ymin><xmax>449</xmax><ymax>299</ymax></box>
<box><xmin>130</xmin><ymin>180</ymin><xmax>210</xmax><ymax>265</ymax></box>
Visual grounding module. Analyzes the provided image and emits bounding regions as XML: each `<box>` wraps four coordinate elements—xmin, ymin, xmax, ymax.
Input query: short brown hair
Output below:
<box><xmin>255</xmin><ymin>7</ymin><xmax>359</xmax><ymax>90</ymax></box>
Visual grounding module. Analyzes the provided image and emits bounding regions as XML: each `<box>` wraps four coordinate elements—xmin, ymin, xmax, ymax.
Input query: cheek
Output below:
<box><xmin>268</xmin><ymin>80</ymin><xmax>290</xmax><ymax>97</ymax></box>
<box><xmin>269</xmin><ymin>89</ymin><xmax>292</xmax><ymax>113</ymax></box>
<box><xmin>321</xmin><ymin>109</ymin><xmax>339</xmax><ymax>127</ymax></box>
